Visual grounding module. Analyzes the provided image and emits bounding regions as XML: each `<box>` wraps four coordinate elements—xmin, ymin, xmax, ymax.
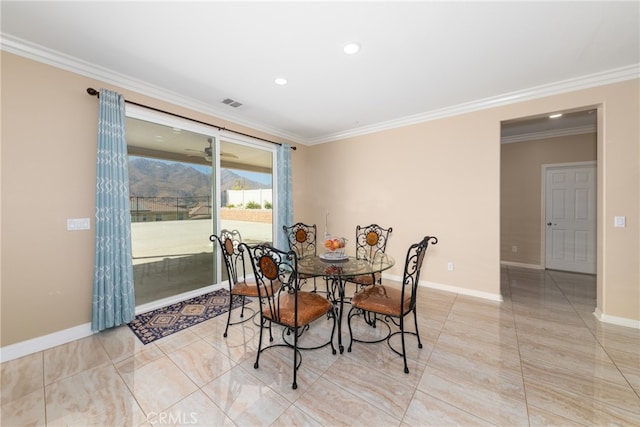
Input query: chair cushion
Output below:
<box><xmin>351</xmin><ymin>284</ymin><xmax>410</xmax><ymax>317</ymax></box>
<box><xmin>347</xmin><ymin>272</ymin><xmax>380</xmax><ymax>286</ymax></box>
<box><xmin>232</xmin><ymin>279</ymin><xmax>280</xmax><ymax>297</ymax></box>
<box><xmin>263</xmin><ymin>291</ymin><xmax>332</xmax><ymax>327</ymax></box>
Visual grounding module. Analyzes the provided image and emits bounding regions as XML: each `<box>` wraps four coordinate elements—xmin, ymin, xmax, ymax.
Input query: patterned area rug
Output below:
<box><xmin>128</xmin><ymin>289</ymin><xmax>249</xmax><ymax>344</ymax></box>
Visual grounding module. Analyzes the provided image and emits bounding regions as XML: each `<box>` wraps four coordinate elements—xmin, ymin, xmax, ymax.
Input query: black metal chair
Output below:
<box><xmin>347</xmin><ymin>235</ymin><xmax>438</xmax><ymax>374</ymax></box>
<box><xmin>282</xmin><ymin>223</ymin><xmax>321</xmax><ymax>292</ymax></box>
<box><xmin>210</xmin><ymin>230</ymin><xmax>279</xmax><ymax>338</ymax></box>
<box><xmin>243</xmin><ymin>243</ymin><xmax>336</xmax><ymax>389</ymax></box>
<box><xmin>346</xmin><ymin>224</ymin><xmax>393</xmax><ymax>288</ymax></box>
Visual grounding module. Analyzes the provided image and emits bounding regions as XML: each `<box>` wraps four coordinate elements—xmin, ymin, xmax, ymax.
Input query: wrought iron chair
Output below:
<box><xmin>243</xmin><ymin>242</ymin><xmax>336</xmax><ymax>389</ymax></box>
<box><xmin>347</xmin><ymin>235</ymin><xmax>438</xmax><ymax>374</ymax></box>
<box><xmin>282</xmin><ymin>223</ymin><xmax>321</xmax><ymax>292</ymax></box>
<box><xmin>346</xmin><ymin>224</ymin><xmax>393</xmax><ymax>288</ymax></box>
<box><xmin>210</xmin><ymin>230</ymin><xmax>278</xmax><ymax>338</ymax></box>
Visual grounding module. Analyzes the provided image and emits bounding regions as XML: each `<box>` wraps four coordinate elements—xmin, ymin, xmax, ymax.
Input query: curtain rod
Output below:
<box><xmin>86</xmin><ymin>88</ymin><xmax>295</xmax><ymax>150</ymax></box>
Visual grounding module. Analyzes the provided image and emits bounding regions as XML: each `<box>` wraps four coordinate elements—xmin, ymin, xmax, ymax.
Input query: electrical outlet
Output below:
<box><xmin>512</xmin><ymin>245</ymin><xmax>518</xmax><ymax>253</ymax></box>
<box><xmin>447</xmin><ymin>262</ymin><xmax>454</xmax><ymax>271</ymax></box>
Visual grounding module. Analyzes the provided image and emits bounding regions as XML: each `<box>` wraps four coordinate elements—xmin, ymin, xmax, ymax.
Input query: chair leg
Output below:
<box><xmin>254</xmin><ymin>316</ymin><xmax>264</xmax><ymax>369</ymax></box>
<box><xmin>292</xmin><ymin>326</ymin><xmax>298</xmax><ymax>389</ymax></box>
<box><xmin>223</xmin><ymin>291</ymin><xmax>234</xmax><ymax>338</ymax></box>
<box><xmin>330</xmin><ymin>307</ymin><xmax>337</xmax><ymax>355</ymax></box>
<box><xmin>400</xmin><ymin>316</ymin><xmax>409</xmax><ymax>374</ymax></box>
<box><xmin>413</xmin><ymin>307</ymin><xmax>423</xmax><ymax>349</ymax></box>
<box><xmin>346</xmin><ymin>306</ymin><xmax>355</xmax><ymax>353</ymax></box>
<box><xmin>239</xmin><ymin>295</ymin><xmax>246</xmax><ymax>318</ymax></box>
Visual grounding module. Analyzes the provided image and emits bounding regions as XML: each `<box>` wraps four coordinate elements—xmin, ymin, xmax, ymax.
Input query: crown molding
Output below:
<box><xmin>3</xmin><ymin>34</ymin><xmax>638</xmax><ymax>147</ymax></box>
<box><xmin>0</xmin><ymin>34</ymin><xmax>306</xmax><ymax>145</ymax></box>
<box><xmin>308</xmin><ymin>64</ymin><xmax>639</xmax><ymax>145</ymax></box>
<box><xmin>501</xmin><ymin>124</ymin><xmax>597</xmax><ymax>144</ymax></box>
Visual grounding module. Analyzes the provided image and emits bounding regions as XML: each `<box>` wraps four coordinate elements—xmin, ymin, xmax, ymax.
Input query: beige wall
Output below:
<box><xmin>296</xmin><ymin>80</ymin><xmax>639</xmax><ymax>324</ymax></box>
<box><xmin>296</xmin><ymin>112</ymin><xmax>502</xmax><ymax>298</ymax></box>
<box><xmin>2</xmin><ymin>51</ymin><xmax>639</xmax><ymax>350</ymax></box>
<box><xmin>501</xmin><ymin>134</ymin><xmax>597</xmax><ymax>266</ymax></box>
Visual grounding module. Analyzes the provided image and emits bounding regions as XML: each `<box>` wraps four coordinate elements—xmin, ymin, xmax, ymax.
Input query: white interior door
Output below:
<box><xmin>544</xmin><ymin>163</ymin><xmax>596</xmax><ymax>274</ymax></box>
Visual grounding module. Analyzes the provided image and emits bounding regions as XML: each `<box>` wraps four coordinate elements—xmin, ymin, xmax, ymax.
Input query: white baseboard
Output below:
<box><xmin>16</xmin><ymin>282</ymin><xmax>634</xmax><ymax>364</ymax></box>
<box><xmin>500</xmin><ymin>261</ymin><xmax>543</xmax><ymax>270</ymax></box>
<box><xmin>0</xmin><ymin>323</ymin><xmax>94</xmax><ymax>363</ymax></box>
<box><xmin>424</xmin><ymin>281</ymin><xmax>504</xmax><ymax>302</ymax></box>
<box><xmin>381</xmin><ymin>273</ymin><xmax>503</xmax><ymax>302</ymax></box>
<box><xmin>1</xmin><ymin>283</ymin><xmax>225</xmax><ymax>364</ymax></box>
<box><xmin>594</xmin><ymin>308</ymin><xmax>640</xmax><ymax>329</ymax></box>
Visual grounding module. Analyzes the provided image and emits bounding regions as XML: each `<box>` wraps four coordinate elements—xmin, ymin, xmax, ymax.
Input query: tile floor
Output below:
<box><xmin>2</xmin><ymin>267</ymin><xmax>639</xmax><ymax>426</ymax></box>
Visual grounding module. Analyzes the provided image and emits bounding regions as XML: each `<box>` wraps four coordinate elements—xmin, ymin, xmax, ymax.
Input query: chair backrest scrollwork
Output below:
<box><xmin>401</xmin><ymin>236</ymin><xmax>438</xmax><ymax>312</ymax></box>
<box><xmin>210</xmin><ymin>229</ymin><xmax>250</xmax><ymax>287</ymax></box>
<box><xmin>283</xmin><ymin>222</ymin><xmax>317</xmax><ymax>259</ymax></box>
<box><xmin>242</xmin><ymin>243</ymin><xmax>299</xmax><ymax>323</ymax></box>
<box><xmin>355</xmin><ymin>224</ymin><xmax>393</xmax><ymax>261</ymax></box>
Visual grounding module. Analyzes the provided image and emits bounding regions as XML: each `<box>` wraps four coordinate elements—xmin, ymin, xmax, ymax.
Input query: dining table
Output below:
<box><xmin>297</xmin><ymin>252</ymin><xmax>395</xmax><ymax>353</ymax></box>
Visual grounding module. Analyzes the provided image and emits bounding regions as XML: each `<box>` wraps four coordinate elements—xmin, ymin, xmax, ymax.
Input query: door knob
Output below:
<box><xmin>547</xmin><ymin>222</ymin><xmax>553</xmax><ymax>226</ymax></box>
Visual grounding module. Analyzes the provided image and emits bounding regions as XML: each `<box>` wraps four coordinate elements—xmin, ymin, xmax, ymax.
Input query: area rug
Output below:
<box><xmin>128</xmin><ymin>289</ymin><xmax>250</xmax><ymax>344</ymax></box>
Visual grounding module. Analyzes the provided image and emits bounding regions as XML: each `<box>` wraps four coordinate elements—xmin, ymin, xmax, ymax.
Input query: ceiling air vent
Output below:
<box><xmin>222</xmin><ymin>98</ymin><xmax>243</xmax><ymax>108</ymax></box>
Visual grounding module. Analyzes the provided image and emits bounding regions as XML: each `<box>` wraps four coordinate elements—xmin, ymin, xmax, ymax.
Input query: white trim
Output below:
<box><xmin>594</xmin><ymin>308</ymin><xmax>640</xmax><ymax>330</ymax></box>
<box><xmin>0</xmin><ymin>283</ymin><xmax>227</xmax><ymax>363</ymax></box>
<box><xmin>500</xmin><ymin>261</ymin><xmax>544</xmax><ymax>270</ymax></box>
<box><xmin>2</xmin><ymin>34</ymin><xmax>637</xmax><ymax>146</ymax></box>
<box><xmin>0</xmin><ymin>323</ymin><xmax>94</xmax><ymax>363</ymax></box>
<box><xmin>423</xmin><ymin>281</ymin><xmax>504</xmax><ymax>302</ymax></box>
<box><xmin>0</xmin><ymin>34</ymin><xmax>303</xmax><ymax>144</ymax></box>
<box><xmin>501</xmin><ymin>124</ymin><xmax>596</xmax><ymax>144</ymax></box>
<box><xmin>381</xmin><ymin>273</ymin><xmax>503</xmax><ymax>302</ymax></box>
<box><xmin>308</xmin><ymin>65</ymin><xmax>638</xmax><ymax>145</ymax></box>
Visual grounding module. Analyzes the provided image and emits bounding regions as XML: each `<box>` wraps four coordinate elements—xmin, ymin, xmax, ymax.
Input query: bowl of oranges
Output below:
<box><xmin>321</xmin><ymin>236</ymin><xmax>348</xmax><ymax>261</ymax></box>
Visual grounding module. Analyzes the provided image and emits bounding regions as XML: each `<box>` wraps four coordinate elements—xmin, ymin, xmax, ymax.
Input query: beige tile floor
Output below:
<box><xmin>2</xmin><ymin>267</ymin><xmax>639</xmax><ymax>426</ymax></box>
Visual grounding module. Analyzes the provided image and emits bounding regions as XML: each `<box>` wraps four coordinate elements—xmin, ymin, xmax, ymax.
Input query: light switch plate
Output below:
<box><xmin>67</xmin><ymin>218</ymin><xmax>90</xmax><ymax>231</ymax></box>
<box><xmin>614</xmin><ymin>216</ymin><xmax>626</xmax><ymax>228</ymax></box>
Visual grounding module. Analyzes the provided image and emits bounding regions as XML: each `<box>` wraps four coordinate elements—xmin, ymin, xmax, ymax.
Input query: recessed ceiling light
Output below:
<box><xmin>549</xmin><ymin>113</ymin><xmax>563</xmax><ymax>119</ymax></box>
<box><xmin>343</xmin><ymin>42</ymin><xmax>360</xmax><ymax>55</ymax></box>
<box><xmin>275</xmin><ymin>78</ymin><xmax>288</xmax><ymax>85</ymax></box>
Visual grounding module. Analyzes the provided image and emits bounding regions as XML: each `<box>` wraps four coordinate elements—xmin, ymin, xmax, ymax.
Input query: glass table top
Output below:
<box><xmin>297</xmin><ymin>254</ymin><xmax>395</xmax><ymax>278</ymax></box>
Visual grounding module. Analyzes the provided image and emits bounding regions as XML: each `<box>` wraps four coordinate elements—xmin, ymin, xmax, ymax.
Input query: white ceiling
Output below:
<box><xmin>1</xmin><ymin>1</ymin><xmax>638</xmax><ymax>145</ymax></box>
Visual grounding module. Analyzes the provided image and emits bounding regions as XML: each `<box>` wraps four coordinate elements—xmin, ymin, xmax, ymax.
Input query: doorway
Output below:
<box><xmin>500</xmin><ymin>108</ymin><xmax>598</xmax><ymax>273</ymax></box>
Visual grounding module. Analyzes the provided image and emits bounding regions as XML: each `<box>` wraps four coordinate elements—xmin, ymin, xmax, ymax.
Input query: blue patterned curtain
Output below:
<box><xmin>92</xmin><ymin>89</ymin><xmax>135</xmax><ymax>332</ymax></box>
<box><xmin>276</xmin><ymin>143</ymin><xmax>293</xmax><ymax>249</ymax></box>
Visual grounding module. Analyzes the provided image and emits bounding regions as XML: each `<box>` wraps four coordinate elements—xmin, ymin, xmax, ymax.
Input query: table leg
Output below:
<box><xmin>328</xmin><ymin>276</ymin><xmax>346</xmax><ymax>354</ymax></box>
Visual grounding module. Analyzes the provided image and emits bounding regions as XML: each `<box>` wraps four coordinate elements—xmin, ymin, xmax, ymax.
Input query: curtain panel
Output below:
<box><xmin>92</xmin><ymin>89</ymin><xmax>135</xmax><ymax>331</ymax></box>
<box><xmin>276</xmin><ymin>143</ymin><xmax>293</xmax><ymax>249</ymax></box>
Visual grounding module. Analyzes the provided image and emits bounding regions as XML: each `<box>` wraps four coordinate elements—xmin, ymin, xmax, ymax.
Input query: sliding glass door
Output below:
<box><xmin>125</xmin><ymin>107</ymin><xmax>275</xmax><ymax>307</ymax></box>
<box><xmin>126</xmin><ymin>116</ymin><xmax>215</xmax><ymax>306</ymax></box>
<box><xmin>218</xmin><ymin>138</ymin><xmax>274</xmax><ymax>247</ymax></box>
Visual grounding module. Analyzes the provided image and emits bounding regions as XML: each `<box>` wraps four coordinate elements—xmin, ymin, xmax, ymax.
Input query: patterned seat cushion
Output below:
<box><xmin>263</xmin><ymin>291</ymin><xmax>332</xmax><ymax>327</ymax></box>
<box><xmin>348</xmin><ymin>272</ymin><xmax>380</xmax><ymax>286</ymax></box>
<box><xmin>351</xmin><ymin>284</ymin><xmax>409</xmax><ymax>317</ymax></box>
<box><xmin>232</xmin><ymin>279</ymin><xmax>280</xmax><ymax>297</ymax></box>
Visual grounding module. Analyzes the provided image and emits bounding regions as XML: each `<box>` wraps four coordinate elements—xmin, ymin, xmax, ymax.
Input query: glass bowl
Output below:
<box><xmin>322</xmin><ymin>236</ymin><xmax>347</xmax><ymax>257</ymax></box>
